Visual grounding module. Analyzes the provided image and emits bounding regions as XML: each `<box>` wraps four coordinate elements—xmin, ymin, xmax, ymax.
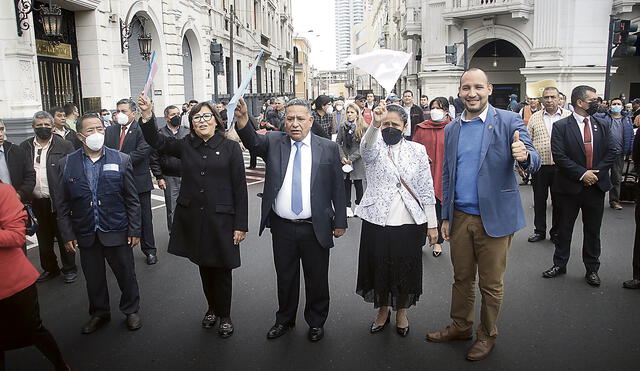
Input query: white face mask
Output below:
<box><xmin>324</xmin><ymin>105</ymin><xmax>334</xmax><ymax>115</ymax></box>
<box><xmin>116</xmin><ymin>112</ymin><xmax>129</xmax><ymax>125</ymax></box>
<box><xmin>83</xmin><ymin>133</ymin><xmax>105</xmax><ymax>152</ymax></box>
<box><xmin>430</xmin><ymin>109</ymin><xmax>445</xmax><ymax>122</ymax></box>
<box><xmin>335</xmin><ymin>105</ymin><xmax>343</xmax><ymax>111</ymax></box>
<box><xmin>102</xmin><ymin>113</ymin><xmax>112</xmax><ymax>122</ymax></box>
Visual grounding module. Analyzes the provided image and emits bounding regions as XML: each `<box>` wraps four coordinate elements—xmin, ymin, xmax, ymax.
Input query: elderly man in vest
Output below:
<box><xmin>56</xmin><ymin>114</ymin><xmax>142</xmax><ymax>335</ymax></box>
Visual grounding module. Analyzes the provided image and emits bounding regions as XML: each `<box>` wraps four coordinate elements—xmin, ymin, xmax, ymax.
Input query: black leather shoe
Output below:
<box><xmin>585</xmin><ymin>272</ymin><xmax>601</xmax><ymax>287</ymax></box>
<box><xmin>542</xmin><ymin>265</ymin><xmax>566</xmax><ymax>278</ymax></box>
<box><xmin>202</xmin><ymin>311</ymin><xmax>217</xmax><ymax>329</ymax></box>
<box><xmin>528</xmin><ymin>233</ymin><xmax>545</xmax><ymax>243</ymax></box>
<box><xmin>146</xmin><ymin>254</ymin><xmax>158</xmax><ymax>265</ymax></box>
<box><xmin>370</xmin><ymin>310</ymin><xmax>391</xmax><ymax>333</ymax></box>
<box><xmin>267</xmin><ymin>322</ymin><xmax>294</xmax><ymax>339</ymax></box>
<box><xmin>81</xmin><ymin>316</ymin><xmax>110</xmax><ymax>334</ymax></box>
<box><xmin>218</xmin><ymin>317</ymin><xmax>234</xmax><ymax>338</ymax></box>
<box><xmin>308</xmin><ymin>327</ymin><xmax>324</xmax><ymax>342</ymax></box>
<box><xmin>396</xmin><ymin>326</ymin><xmax>410</xmax><ymax>337</ymax></box>
<box><xmin>126</xmin><ymin>313</ymin><xmax>142</xmax><ymax>331</ymax></box>
<box><xmin>37</xmin><ymin>270</ymin><xmax>60</xmax><ymax>283</ymax></box>
<box><xmin>623</xmin><ymin>279</ymin><xmax>640</xmax><ymax>289</ymax></box>
<box><xmin>63</xmin><ymin>271</ymin><xmax>77</xmax><ymax>283</ymax></box>
<box><xmin>550</xmin><ymin>233</ymin><xmax>559</xmax><ymax>245</ymax></box>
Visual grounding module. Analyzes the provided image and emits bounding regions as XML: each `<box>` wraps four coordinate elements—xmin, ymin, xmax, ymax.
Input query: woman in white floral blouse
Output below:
<box><xmin>355</xmin><ymin>102</ymin><xmax>438</xmax><ymax>337</ymax></box>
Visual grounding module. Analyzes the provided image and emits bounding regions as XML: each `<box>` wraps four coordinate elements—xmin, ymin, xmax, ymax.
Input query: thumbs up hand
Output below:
<box><xmin>511</xmin><ymin>130</ymin><xmax>528</xmax><ymax>163</ymax></box>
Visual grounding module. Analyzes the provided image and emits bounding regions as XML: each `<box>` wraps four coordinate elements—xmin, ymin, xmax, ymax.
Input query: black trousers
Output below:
<box><xmin>249</xmin><ymin>153</ymin><xmax>257</xmax><ymax>168</ymax></box>
<box><xmin>0</xmin><ymin>284</ymin><xmax>66</xmax><ymax>371</ymax></box>
<box><xmin>344</xmin><ymin>175</ymin><xmax>363</xmax><ymax>208</ymax></box>
<box><xmin>270</xmin><ymin>215</ymin><xmax>330</xmax><ymax>328</ymax></box>
<box><xmin>199</xmin><ymin>267</ymin><xmax>232</xmax><ymax>317</ymax></box>
<box><xmin>531</xmin><ymin>165</ymin><xmax>559</xmax><ymax>237</ymax></box>
<box><xmin>553</xmin><ymin>187</ymin><xmax>605</xmax><ymax>273</ymax></box>
<box><xmin>79</xmin><ymin>238</ymin><xmax>140</xmax><ymax>318</ymax></box>
<box><xmin>138</xmin><ymin>191</ymin><xmax>156</xmax><ymax>255</ymax></box>
<box><xmin>434</xmin><ymin>198</ymin><xmax>444</xmax><ymax>244</ymax></box>
<box><xmin>31</xmin><ymin>197</ymin><xmax>76</xmax><ymax>274</ymax></box>
<box><xmin>633</xmin><ymin>200</ymin><xmax>640</xmax><ymax>279</ymax></box>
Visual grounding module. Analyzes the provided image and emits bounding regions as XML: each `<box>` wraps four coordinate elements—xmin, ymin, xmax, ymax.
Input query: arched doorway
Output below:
<box><xmin>182</xmin><ymin>36</ymin><xmax>194</xmax><ymax>101</ymax></box>
<box><xmin>469</xmin><ymin>39</ymin><xmax>526</xmax><ymax>109</ymax></box>
<box><xmin>127</xmin><ymin>15</ymin><xmax>149</xmax><ymax>100</ymax></box>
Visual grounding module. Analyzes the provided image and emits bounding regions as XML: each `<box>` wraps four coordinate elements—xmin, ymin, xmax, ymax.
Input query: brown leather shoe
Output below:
<box><xmin>466</xmin><ymin>337</ymin><xmax>496</xmax><ymax>361</ymax></box>
<box><xmin>426</xmin><ymin>326</ymin><xmax>473</xmax><ymax>342</ymax></box>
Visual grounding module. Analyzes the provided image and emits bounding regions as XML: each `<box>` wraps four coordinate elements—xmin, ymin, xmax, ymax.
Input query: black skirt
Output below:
<box><xmin>356</xmin><ymin>220</ymin><xmax>426</xmax><ymax>310</ymax></box>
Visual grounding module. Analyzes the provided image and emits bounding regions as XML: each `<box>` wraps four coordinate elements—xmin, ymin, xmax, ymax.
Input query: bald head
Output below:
<box><xmin>458</xmin><ymin>68</ymin><xmax>493</xmax><ymax>118</ymax></box>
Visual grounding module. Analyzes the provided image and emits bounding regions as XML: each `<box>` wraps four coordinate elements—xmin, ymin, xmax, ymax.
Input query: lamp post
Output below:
<box><xmin>277</xmin><ymin>54</ymin><xmax>285</xmax><ymax>95</ymax></box>
<box><xmin>138</xmin><ymin>30</ymin><xmax>153</xmax><ymax>62</ymax></box>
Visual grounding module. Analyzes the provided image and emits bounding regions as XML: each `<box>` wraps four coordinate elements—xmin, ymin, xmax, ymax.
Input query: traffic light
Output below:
<box><xmin>210</xmin><ymin>42</ymin><xmax>224</xmax><ymax>64</ymax></box>
<box><xmin>445</xmin><ymin>45</ymin><xmax>457</xmax><ymax>65</ymax></box>
<box><xmin>613</xmin><ymin>20</ymin><xmax>638</xmax><ymax>57</ymax></box>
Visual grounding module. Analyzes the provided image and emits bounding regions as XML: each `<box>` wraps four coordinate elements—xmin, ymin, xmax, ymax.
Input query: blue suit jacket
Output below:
<box><xmin>442</xmin><ymin>105</ymin><xmax>541</xmax><ymax>237</ymax></box>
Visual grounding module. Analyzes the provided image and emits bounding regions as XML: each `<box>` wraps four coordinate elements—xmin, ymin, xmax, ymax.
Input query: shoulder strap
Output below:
<box><xmin>386</xmin><ymin>149</ymin><xmax>424</xmax><ymax>211</ymax></box>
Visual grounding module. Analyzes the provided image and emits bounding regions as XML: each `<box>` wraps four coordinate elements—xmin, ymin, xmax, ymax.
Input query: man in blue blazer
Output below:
<box><xmin>235</xmin><ymin>98</ymin><xmax>347</xmax><ymax>342</ymax></box>
<box><xmin>427</xmin><ymin>69</ymin><xmax>540</xmax><ymax>361</ymax></box>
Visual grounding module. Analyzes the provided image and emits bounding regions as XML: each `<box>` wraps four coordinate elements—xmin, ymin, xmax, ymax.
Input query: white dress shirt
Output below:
<box><xmin>273</xmin><ymin>133</ymin><xmax>313</xmax><ymax>219</ymax></box>
<box><xmin>542</xmin><ymin>107</ymin><xmax>564</xmax><ymax>135</ymax></box>
<box><xmin>33</xmin><ymin>137</ymin><xmax>52</xmax><ymax>199</ymax></box>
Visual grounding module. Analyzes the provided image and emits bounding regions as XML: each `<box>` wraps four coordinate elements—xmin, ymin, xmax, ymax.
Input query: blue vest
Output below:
<box><xmin>62</xmin><ymin>148</ymin><xmax>128</xmax><ymax>236</ymax></box>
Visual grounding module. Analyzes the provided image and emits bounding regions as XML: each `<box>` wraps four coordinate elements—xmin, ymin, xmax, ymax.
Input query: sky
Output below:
<box><xmin>291</xmin><ymin>0</ymin><xmax>336</xmax><ymax>71</ymax></box>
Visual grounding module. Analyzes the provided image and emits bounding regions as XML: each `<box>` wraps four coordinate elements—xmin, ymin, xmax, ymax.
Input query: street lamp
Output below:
<box><xmin>277</xmin><ymin>54</ymin><xmax>285</xmax><ymax>95</ymax></box>
<box><xmin>39</xmin><ymin>0</ymin><xmax>63</xmax><ymax>44</ymax></box>
<box><xmin>138</xmin><ymin>30</ymin><xmax>153</xmax><ymax>61</ymax></box>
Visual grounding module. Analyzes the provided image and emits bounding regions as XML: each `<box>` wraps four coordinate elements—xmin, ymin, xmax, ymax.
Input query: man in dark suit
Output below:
<box><xmin>56</xmin><ymin>114</ymin><xmax>142</xmax><ymax>334</ymax></box>
<box><xmin>401</xmin><ymin>90</ymin><xmax>424</xmax><ymax>140</ymax></box>
<box><xmin>542</xmin><ymin>85</ymin><xmax>619</xmax><ymax>286</ymax></box>
<box><xmin>106</xmin><ymin>98</ymin><xmax>157</xmax><ymax>265</ymax></box>
<box><xmin>0</xmin><ymin>120</ymin><xmax>35</xmax><ymax>203</ymax></box>
<box><xmin>235</xmin><ymin>97</ymin><xmax>347</xmax><ymax>342</ymax></box>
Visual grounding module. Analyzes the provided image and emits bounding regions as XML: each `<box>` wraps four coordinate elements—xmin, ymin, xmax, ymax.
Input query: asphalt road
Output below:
<box><xmin>5</xmin><ymin>183</ymin><xmax>640</xmax><ymax>371</ymax></box>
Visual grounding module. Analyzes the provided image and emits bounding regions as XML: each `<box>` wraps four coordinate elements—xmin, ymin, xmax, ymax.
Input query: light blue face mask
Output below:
<box><xmin>611</xmin><ymin>105</ymin><xmax>623</xmax><ymax>114</ymax></box>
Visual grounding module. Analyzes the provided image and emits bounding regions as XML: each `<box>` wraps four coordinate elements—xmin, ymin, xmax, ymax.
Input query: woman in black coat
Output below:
<box><xmin>137</xmin><ymin>95</ymin><xmax>248</xmax><ymax>338</ymax></box>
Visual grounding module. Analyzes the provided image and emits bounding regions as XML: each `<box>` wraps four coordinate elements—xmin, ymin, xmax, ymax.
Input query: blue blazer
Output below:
<box><xmin>442</xmin><ymin>105</ymin><xmax>541</xmax><ymax>238</ymax></box>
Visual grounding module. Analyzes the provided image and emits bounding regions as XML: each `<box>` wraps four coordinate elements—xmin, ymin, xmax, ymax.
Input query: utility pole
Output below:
<box><xmin>228</xmin><ymin>3</ymin><xmax>235</xmax><ymax>96</ymax></box>
<box><xmin>463</xmin><ymin>28</ymin><xmax>469</xmax><ymax>71</ymax></box>
<box><xmin>604</xmin><ymin>15</ymin><xmax>615</xmax><ymax>99</ymax></box>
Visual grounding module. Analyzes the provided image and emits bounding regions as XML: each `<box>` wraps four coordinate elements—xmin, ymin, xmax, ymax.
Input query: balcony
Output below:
<box><xmin>612</xmin><ymin>0</ymin><xmax>637</xmax><ymax>14</ymax></box>
<box><xmin>442</xmin><ymin>0</ymin><xmax>534</xmax><ymax>25</ymax></box>
<box><xmin>402</xmin><ymin>7</ymin><xmax>422</xmax><ymax>39</ymax></box>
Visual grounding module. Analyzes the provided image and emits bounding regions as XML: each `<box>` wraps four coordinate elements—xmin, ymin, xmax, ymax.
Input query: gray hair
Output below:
<box><xmin>285</xmin><ymin>98</ymin><xmax>313</xmax><ymax>116</ymax></box>
<box><xmin>116</xmin><ymin>98</ymin><xmax>137</xmax><ymax>112</ymax></box>
<box><xmin>32</xmin><ymin>111</ymin><xmax>54</xmax><ymax>125</ymax></box>
<box><xmin>386</xmin><ymin>104</ymin><xmax>408</xmax><ymax>125</ymax></box>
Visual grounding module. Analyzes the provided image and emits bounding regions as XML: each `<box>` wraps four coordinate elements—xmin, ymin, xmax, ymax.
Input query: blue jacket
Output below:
<box><xmin>442</xmin><ymin>105</ymin><xmax>541</xmax><ymax>237</ymax></box>
<box><xmin>55</xmin><ymin>147</ymin><xmax>141</xmax><ymax>247</ymax></box>
<box><xmin>594</xmin><ymin>112</ymin><xmax>633</xmax><ymax>155</ymax></box>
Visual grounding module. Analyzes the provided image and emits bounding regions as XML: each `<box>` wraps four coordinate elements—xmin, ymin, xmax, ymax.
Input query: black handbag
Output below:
<box><xmin>620</xmin><ymin>156</ymin><xmax>639</xmax><ymax>202</ymax></box>
<box><xmin>24</xmin><ymin>203</ymin><xmax>39</xmax><ymax>236</ymax></box>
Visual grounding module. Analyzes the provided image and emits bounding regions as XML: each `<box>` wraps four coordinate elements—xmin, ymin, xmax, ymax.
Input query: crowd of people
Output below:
<box><xmin>2</xmin><ymin>67</ymin><xmax>640</xmax><ymax>369</ymax></box>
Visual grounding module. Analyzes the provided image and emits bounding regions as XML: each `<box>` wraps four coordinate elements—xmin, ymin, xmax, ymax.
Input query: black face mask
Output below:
<box><xmin>169</xmin><ymin>116</ymin><xmax>182</xmax><ymax>128</ymax></box>
<box><xmin>381</xmin><ymin>127</ymin><xmax>403</xmax><ymax>145</ymax></box>
<box><xmin>34</xmin><ymin>127</ymin><xmax>52</xmax><ymax>140</ymax></box>
<box><xmin>584</xmin><ymin>100</ymin><xmax>599</xmax><ymax>116</ymax></box>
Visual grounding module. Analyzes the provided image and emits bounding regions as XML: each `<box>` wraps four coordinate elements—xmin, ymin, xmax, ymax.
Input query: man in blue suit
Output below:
<box><xmin>427</xmin><ymin>69</ymin><xmax>541</xmax><ymax>361</ymax></box>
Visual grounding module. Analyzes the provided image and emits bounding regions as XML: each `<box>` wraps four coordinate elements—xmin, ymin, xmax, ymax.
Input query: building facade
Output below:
<box><xmin>311</xmin><ymin>70</ymin><xmax>349</xmax><ymax>98</ymax></box>
<box><xmin>335</xmin><ymin>0</ymin><xmax>365</xmax><ymax>70</ymax></box>
<box><xmin>294</xmin><ymin>36</ymin><xmax>312</xmax><ymax>99</ymax></box>
<box><xmin>351</xmin><ymin>0</ymin><xmax>640</xmax><ymax>107</ymax></box>
<box><xmin>2</xmin><ymin>0</ymin><xmax>295</xmax><ymax>142</ymax></box>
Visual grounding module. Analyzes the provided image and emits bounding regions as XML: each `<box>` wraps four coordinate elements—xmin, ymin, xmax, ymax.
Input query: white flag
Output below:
<box><xmin>227</xmin><ymin>51</ymin><xmax>264</xmax><ymax>128</ymax></box>
<box><xmin>346</xmin><ymin>49</ymin><xmax>412</xmax><ymax>95</ymax></box>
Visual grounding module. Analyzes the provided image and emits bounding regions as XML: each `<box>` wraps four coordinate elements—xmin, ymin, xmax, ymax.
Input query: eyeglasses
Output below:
<box><xmin>35</xmin><ymin>148</ymin><xmax>42</xmax><ymax>164</ymax></box>
<box><xmin>192</xmin><ymin>113</ymin><xmax>214</xmax><ymax>123</ymax></box>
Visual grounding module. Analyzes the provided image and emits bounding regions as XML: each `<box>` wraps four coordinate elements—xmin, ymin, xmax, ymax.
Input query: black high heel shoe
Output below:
<box><xmin>396</xmin><ymin>325</ymin><xmax>410</xmax><ymax>337</ymax></box>
<box><xmin>370</xmin><ymin>310</ymin><xmax>391</xmax><ymax>333</ymax></box>
<box><xmin>202</xmin><ymin>311</ymin><xmax>216</xmax><ymax>329</ymax></box>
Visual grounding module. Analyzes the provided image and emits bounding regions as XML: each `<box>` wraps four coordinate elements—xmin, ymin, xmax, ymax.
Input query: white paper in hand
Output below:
<box><xmin>226</xmin><ymin>51</ymin><xmax>264</xmax><ymax>128</ymax></box>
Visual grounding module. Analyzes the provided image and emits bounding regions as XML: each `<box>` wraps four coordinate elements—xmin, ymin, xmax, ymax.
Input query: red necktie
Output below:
<box><xmin>583</xmin><ymin>118</ymin><xmax>593</xmax><ymax>169</ymax></box>
<box><xmin>118</xmin><ymin>126</ymin><xmax>127</xmax><ymax>150</ymax></box>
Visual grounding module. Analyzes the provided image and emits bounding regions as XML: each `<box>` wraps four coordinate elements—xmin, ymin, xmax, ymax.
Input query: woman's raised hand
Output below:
<box><xmin>372</xmin><ymin>102</ymin><xmax>387</xmax><ymax>128</ymax></box>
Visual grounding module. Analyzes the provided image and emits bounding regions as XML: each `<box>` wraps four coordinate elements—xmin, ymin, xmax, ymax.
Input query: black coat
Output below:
<box><xmin>149</xmin><ymin>125</ymin><xmax>190</xmax><ymax>179</ymax></box>
<box><xmin>551</xmin><ymin>114</ymin><xmax>619</xmax><ymax>195</ymax></box>
<box><xmin>55</xmin><ymin>127</ymin><xmax>82</xmax><ymax>150</ymax></box>
<box><xmin>1</xmin><ymin>142</ymin><xmax>35</xmax><ymax>201</ymax></box>
<box><xmin>406</xmin><ymin>104</ymin><xmax>424</xmax><ymax>140</ymax></box>
<box><xmin>237</xmin><ymin>118</ymin><xmax>347</xmax><ymax>249</ymax></box>
<box><xmin>140</xmin><ymin>116</ymin><xmax>248</xmax><ymax>269</ymax></box>
<box><xmin>105</xmin><ymin>122</ymin><xmax>153</xmax><ymax>193</ymax></box>
<box><xmin>19</xmin><ymin>135</ymin><xmax>74</xmax><ymax>209</ymax></box>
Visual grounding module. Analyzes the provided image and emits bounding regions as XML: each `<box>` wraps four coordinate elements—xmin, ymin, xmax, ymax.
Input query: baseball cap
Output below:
<box><xmin>354</xmin><ymin>94</ymin><xmax>366</xmax><ymax>101</ymax></box>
